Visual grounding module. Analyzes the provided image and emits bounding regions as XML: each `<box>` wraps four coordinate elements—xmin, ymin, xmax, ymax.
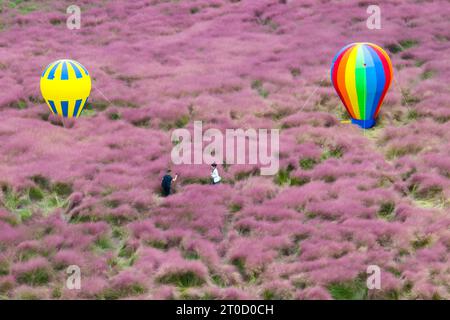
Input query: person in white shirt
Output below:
<box><xmin>210</xmin><ymin>163</ymin><xmax>222</xmax><ymax>184</ymax></box>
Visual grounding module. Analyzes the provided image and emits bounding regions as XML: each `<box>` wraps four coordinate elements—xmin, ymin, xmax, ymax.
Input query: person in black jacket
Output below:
<box><xmin>161</xmin><ymin>169</ymin><xmax>178</xmax><ymax>197</ymax></box>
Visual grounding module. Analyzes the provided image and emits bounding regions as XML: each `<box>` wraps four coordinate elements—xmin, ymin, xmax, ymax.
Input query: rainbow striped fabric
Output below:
<box><xmin>331</xmin><ymin>43</ymin><xmax>393</xmax><ymax>129</ymax></box>
<box><xmin>40</xmin><ymin>59</ymin><xmax>91</xmax><ymax>118</ymax></box>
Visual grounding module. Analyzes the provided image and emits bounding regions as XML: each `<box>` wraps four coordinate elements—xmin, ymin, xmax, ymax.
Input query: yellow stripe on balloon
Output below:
<box><xmin>54</xmin><ymin>100</ymin><xmax>63</xmax><ymax>115</ymax></box>
<box><xmin>76</xmin><ymin>98</ymin><xmax>87</xmax><ymax>117</ymax></box>
<box><xmin>68</xmin><ymin>100</ymin><xmax>75</xmax><ymax>118</ymax></box>
<box><xmin>40</xmin><ymin>59</ymin><xmax>92</xmax><ymax>119</ymax></box>
<box><xmin>55</xmin><ymin>62</ymin><xmax>63</xmax><ymax>80</ymax></box>
<box><xmin>345</xmin><ymin>45</ymin><xmax>360</xmax><ymax>119</ymax></box>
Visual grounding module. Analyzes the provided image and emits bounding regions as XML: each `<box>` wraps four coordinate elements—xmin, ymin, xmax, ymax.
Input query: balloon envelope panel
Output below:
<box><xmin>331</xmin><ymin>43</ymin><xmax>393</xmax><ymax>129</ymax></box>
<box><xmin>40</xmin><ymin>59</ymin><xmax>91</xmax><ymax>118</ymax></box>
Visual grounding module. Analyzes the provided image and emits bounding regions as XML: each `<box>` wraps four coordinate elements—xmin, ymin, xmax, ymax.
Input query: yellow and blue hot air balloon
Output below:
<box><xmin>331</xmin><ymin>43</ymin><xmax>393</xmax><ymax>129</ymax></box>
<box><xmin>40</xmin><ymin>59</ymin><xmax>91</xmax><ymax>118</ymax></box>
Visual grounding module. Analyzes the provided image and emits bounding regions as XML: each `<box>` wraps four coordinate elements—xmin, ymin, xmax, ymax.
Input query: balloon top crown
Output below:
<box><xmin>41</xmin><ymin>59</ymin><xmax>90</xmax><ymax>81</ymax></box>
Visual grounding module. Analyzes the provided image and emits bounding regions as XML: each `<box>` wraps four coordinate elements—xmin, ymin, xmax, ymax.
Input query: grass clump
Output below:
<box><xmin>182</xmin><ymin>250</ymin><xmax>200</xmax><ymax>260</ymax></box>
<box><xmin>386</xmin><ymin>39</ymin><xmax>419</xmax><ymax>54</ymax></box>
<box><xmin>251</xmin><ymin>80</ymin><xmax>269</xmax><ymax>98</ymax></box>
<box><xmin>377</xmin><ymin>201</ymin><xmax>396</xmax><ymax>220</ymax></box>
<box><xmin>274</xmin><ymin>166</ymin><xmax>309</xmax><ymax>187</ymax></box>
<box><xmin>0</xmin><ymin>260</ymin><xmax>9</xmax><ymax>276</ymax></box>
<box><xmin>102</xmin><ymin>284</ymin><xmax>146</xmax><ymax>300</ymax></box>
<box><xmin>16</xmin><ymin>267</ymin><xmax>51</xmax><ymax>286</ymax></box>
<box><xmin>274</xmin><ymin>168</ymin><xmax>291</xmax><ymax>185</ymax></box>
<box><xmin>52</xmin><ymin>182</ymin><xmax>72</xmax><ymax>197</ymax></box>
<box><xmin>321</xmin><ymin>145</ymin><xmax>344</xmax><ymax>160</ymax></box>
<box><xmin>94</xmin><ymin>236</ymin><xmax>112</xmax><ymax>251</ymax></box>
<box><xmin>108</xmin><ymin>112</ymin><xmax>121</xmax><ymax>120</ymax></box>
<box><xmin>211</xmin><ymin>274</ymin><xmax>227</xmax><ymax>287</ymax></box>
<box><xmin>229</xmin><ymin>203</ymin><xmax>242</xmax><ymax>213</ymax></box>
<box><xmin>420</xmin><ymin>70</ymin><xmax>435</xmax><ymax>80</ymax></box>
<box><xmin>386</xmin><ymin>144</ymin><xmax>422</xmax><ymax>160</ymax></box>
<box><xmin>327</xmin><ymin>278</ymin><xmax>368</xmax><ymax>300</ymax></box>
<box><xmin>157</xmin><ymin>271</ymin><xmax>205</xmax><ymax>288</ymax></box>
<box><xmin>1</xmin><ymin>178</ymin><xmax>70</xmax><ymax>221</ymax></box>
<box><xmin>299</xmin><ymin>158</ymin><xmax>317</xmax><ymax>170</ymax></box>
<box><xmin>290</xmin><ymin>67</ymin><xmax>301</xmax><ymax>78</ymax></box>
<box><xmin>411</xmin><ymin>234</ymin><xmax>432</xmax><ymax>250</ymax></box>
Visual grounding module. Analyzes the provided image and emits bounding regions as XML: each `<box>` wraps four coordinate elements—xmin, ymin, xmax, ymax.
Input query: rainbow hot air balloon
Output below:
<box><xmin>331</xmin><ymin>43</ymin><xmax>393</xmax><ymax>129</ymax></box>
<box><xmin>40</xmin><ymin>59</ymin><xmax>91</xmax><ymax>118</ymax></box>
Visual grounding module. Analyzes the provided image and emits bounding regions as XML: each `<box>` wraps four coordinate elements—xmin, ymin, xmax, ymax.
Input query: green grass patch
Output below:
<box><xmin>231</xmin><ymin>257</ymin><xmax>246</xmax><ymax>278</ymax></box>
<box><xmin>175</xmin><ymin>114</ymin><xmax>190</xmax><ymax>128</ymax></box>
<box><xmin>234</xmin><ymin>168</ymin><xmax>259</xmax><ymax>181</ymax></box>
<box><xmin>229</xmin><ymin>202</ymin><xmax>242</xmax><ymax>213</ymax></box>
<box><xmin>182</xmin><ymin>249</ymin><xmax>200</xmax><ymax>260</ymax></box>
<box><xmin>147</xmin><ymin>239</ymin><xmax>168</xmax><ymax>250</ymax></box>
<box><xmin>108</xmin><ymin>112</ymin><xmax>121</xmax><ymax>121</ymax></box>
<box><xmin>290</xmin><ymin>67</ymin><xmax>301</xmax><ymax>78</ymax></box>
<box><xmin>321</xmin><ymin>145</ymin><xmax>344</xmax><ymax>160</ymax></box>
<box><xmin>83</xmin><ymin>100</ymin><xmax>110</xmax><ymax>113</ymax></box>
<box><xmin>386</xmin><ymin>144</ymin><xmax>422</xmax><ymax>160</ymax></box>
<box><xmin>181</xmin><ymin>177</ymin><xmax>210</xmax><ymax>185</ymax></box>
<box><xmin>0</xmin><ymin>186</ymin><xmax>63</xmax><ymax>222</ymax></box>
<box><xmin>9</xmin><ymin>99</ymin><xmax>28</xmax><ymax>109</ymax></box>
<box><xmin>17</xmin><ymin>248</ymin><xmax>41</xmax><ymax>262</ymax></box>
<box><xmin>290</xmin><ymin>176</ymin><xmax>310</xmax><ymax>186</ymax></box>
<box><xmin>399</xmin><ymin>39</ymin><xmax>419</xmax><ymax>50</ymax></box>
<box><xmin>159</xmin><ymin>114</ymin><xmax>190</xmax><ymax>130</ymax></box>
<box><xmin>274</xmin><ymin>168</ymin><xmax>290</xmax><ymax>185</ymax></box>
<box><xmin>251</xmin><ymin>80</ymin><xmax>269</xmax><ymax>98</ymax></box>
<box><xmin>94</xmin><ymin>236</ymin><xmax>112</xmax><ymax>250</ymax></box>
<box><xmin>157</xmin><ymin>271</ymin><xmax>205</xmax><ymax>288</ymax></box>
<box><xmin>118</xmin><ymin>243</ymin><xmax>135</xmax><ymax>259</ymax></box>
<box><xmin>406</xmin><ymin>109</ymin><xmax>419</xmax><ymax>121</ymax></box>
<box><xmin>327</xmin><ymin>278</ymin><xmax>368</xmax><ymax>300</ymax></box>
<box><xmin>420</xmin><ymin>70</ymin><xmax>435</xmax><ymax>80</ymax></box>
<box><xmin>190</xmin><ymin>7</ymin><xmax>199</xmax><ymax>14</ymax></box>
<box><xmin>51</xmin><ymin>286</ymin><xmax>62</xmax><ymax>299</ymax></box>
<box><xmin>28</xmin><ymin>186</ymin><xmax>44</xmax><ymax>201</ymax></box>
<box><xmin>52</xmin><ymin>182</ymin><xmax>72</xmax><ymax>197</ymax></box>
<box><xmin>0</xmin><ymin>180</ymin><xmax>70</xmax><ymax>221</ymax></box>
<box><xmin>16</xmin><ymin>267</ymin><xmax>51</xmax><ymax>286</ymax></box>
<box><xmin>131</xmin><ymin>117</ymin><xmax>151</xmax><ymax>128</ymax></box>
<box><xmin>0</xmin><ymin>260</ymin><xmax>9</xmax><ymax>276</ymax></box>
<box><xmin>299</xmin><ymin>158</ymin><xmax>317</xmax><ymax>170</ymax></box>
<box><xmin>386</xmin><ymin>39</ymin><xmax>419</xmax><ymax>54</ymax></box>
<box><xmin>211</xmin><ymin>274</ymin><xmax>227</xmax><ymax>287</ymax></box>
<box><xmin>411</xmin><ymin>234</ymin><xmax>432</xmax><ymax>250</ymax></box>
<box><xmin>377</xmin><ymin>201</ymin><xmax>395</xmax><ymax>220</ymax></box>
<box><xmin>102</xmin><ymin>284</ymin><xmax>146</xmax><ymax>300</ymax></box>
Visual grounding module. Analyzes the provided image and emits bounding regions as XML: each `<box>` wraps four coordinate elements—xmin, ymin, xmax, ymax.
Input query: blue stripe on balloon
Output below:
<box><xmin>42</xmin><ymin>63</ymin><xmax>52</xmax><ymax>78</ymax></box>
<box><xmin>47</xmin><ymin>61</ymin><xmax>61</xmax><ymax>80</ymax></box>
<box><xmin>61</xmin><ymin>61</ymin><xmax>69</xmax><ymax>80</ymax></box>
<box><xmin>68</xmin><ymin>61</ymin><xmax>83</xmax><ymax>79</ymax></box>
<box><xmin>61</xmin><ymin>101</ymin><xmax>69</xmax><ymax>117</ymax></box>
<box><xmin>73</xmin><ymin>99</ymin><xmax>82</xmax><ymax>117</ymax></box>
<box><xmin>76</xmin><ymin>62</ymin><xmax>89</xmax><ymax>75</ymax></box>
<box><xmin>362</xmin><ymin>45</ymin><xmax>376</xmax><ymax>120</ymax></box>
<box><xmin>366</xmin><ymin>45</ymin><xmax>386</xmax><ymax>118</ymax></box>
<box><xmin>48</xmin><ymin>100</ymin><xmax>57</xmax><ymax>114</ymax></box>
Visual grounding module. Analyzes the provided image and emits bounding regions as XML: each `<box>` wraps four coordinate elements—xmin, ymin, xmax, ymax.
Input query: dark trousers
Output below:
<box><xmin>162</xmin><ymin>186</ymin><xmax>171</xmax><ymax>196</ymax></box>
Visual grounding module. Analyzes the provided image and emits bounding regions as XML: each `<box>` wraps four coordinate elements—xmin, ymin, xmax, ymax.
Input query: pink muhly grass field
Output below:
<box><xmin>0</xmin><ymin>0</ymin><xmax>449</xmax><ymax>300</ymax></box>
